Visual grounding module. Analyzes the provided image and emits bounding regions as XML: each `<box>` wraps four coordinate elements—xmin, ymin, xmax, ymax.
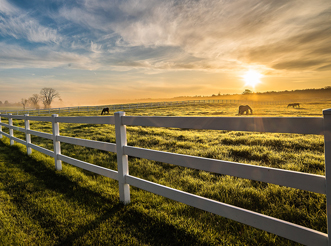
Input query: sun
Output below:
<box><xmin>242</xmin><ymin>70</ymin><xmax>263</xmax><ymax>88</ymax></box>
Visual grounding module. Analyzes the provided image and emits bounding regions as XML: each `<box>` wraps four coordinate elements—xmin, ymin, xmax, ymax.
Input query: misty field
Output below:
<box><xmin>0</xmin><ymin>101</ymin><xmax>330</xmax><ymax>245</ymax></box>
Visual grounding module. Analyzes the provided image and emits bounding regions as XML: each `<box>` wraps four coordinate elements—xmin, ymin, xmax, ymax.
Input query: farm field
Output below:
<box><xmin>0</xmin><ymin>100</ymin><xmax>330</xmax><ymax>245</ymax></box>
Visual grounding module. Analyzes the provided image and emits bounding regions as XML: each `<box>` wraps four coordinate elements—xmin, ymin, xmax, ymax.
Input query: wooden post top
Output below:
<box><xmin>323</xmin><ymin>108</ymin><xmax>331</xmax><ymax>115</ymax></box>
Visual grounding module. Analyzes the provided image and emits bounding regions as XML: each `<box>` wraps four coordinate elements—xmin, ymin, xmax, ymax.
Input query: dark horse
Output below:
<box><xmin>238</xmin><ymin>105</ymin><xmax>253</xmax><ymax>115</ymax></box>
<box><xmin>287</xmin><ymin>103</ymin><xmax>300</xmax><ymax>108</ymax></box>
<box><xmin>101</xmin><ymin>107</ymin><xmax>110</xmax><ymax>115</ymax></box>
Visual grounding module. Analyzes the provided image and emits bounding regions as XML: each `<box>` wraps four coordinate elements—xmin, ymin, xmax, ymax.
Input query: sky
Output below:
<box><xmin>0</xmin><ymin>0</ymin><xmax>330</xmax><ymax>106</ymax></box>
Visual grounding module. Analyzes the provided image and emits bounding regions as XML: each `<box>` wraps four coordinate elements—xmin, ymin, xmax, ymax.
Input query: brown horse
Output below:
<box><xmin>238</xmin><ymin>105</ymin><xmax>253</xmax><ymax>115</ymax></box>
<box><xmin>287</xmin><ymin>103</ymin><xmax>300</xmax><ymax>108</ymax></box>
<box><xmin>101</xmin><ymin>107</ymin><xmax>110</xmax><ymax>115</ymax></box>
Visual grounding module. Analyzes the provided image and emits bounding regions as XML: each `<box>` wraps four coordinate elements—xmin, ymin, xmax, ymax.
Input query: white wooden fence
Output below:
<box><xmin>0</xmin><ymin>110</ymin><xmax>330</xmax><ymax>245</ymax></box>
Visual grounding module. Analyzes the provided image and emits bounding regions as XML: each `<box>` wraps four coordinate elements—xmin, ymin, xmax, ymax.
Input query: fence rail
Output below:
<box><xmin>0</xmin><ymin>109</ymin><xmax>330</xmax><ymax>245</ymax></box>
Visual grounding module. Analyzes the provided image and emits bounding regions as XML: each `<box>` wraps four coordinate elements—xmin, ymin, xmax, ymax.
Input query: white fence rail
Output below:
<box><xmin>0</xmin><ymin>109</ymin><xmax>330</xmax><ymax>245</ymax></box>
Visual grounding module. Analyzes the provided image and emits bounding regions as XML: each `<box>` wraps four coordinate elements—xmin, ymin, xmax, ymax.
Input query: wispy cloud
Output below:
<box><xmin>0</xmin><ymin>43</ymin><xmax>94</xmax><ymax>69</ymax></box>
<box><xmin>53</xmin><ymin>0</ymin><xmax>331</xmax><ymax>72</ymax></box>
<box><xmin>0</xmin><ymin>0</ymin><xmax>62</xmax><ymax>44</ymax></box>
<box><xmin>1</xmin><ymin>0</ymin><xmax>330</xmax><ymax>72</ymax></box>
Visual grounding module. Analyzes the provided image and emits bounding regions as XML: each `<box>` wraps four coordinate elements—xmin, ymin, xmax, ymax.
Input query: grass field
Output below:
<box><xmin>0</xmin><ymin>101</ymin><xmax>330</xmax><ymax>245</ymax></box>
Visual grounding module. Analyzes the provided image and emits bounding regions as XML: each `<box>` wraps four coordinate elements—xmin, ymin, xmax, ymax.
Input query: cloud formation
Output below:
<box><xmin>0</xmin><ymin>0</ymin><xmax>330</xmax><ymax>72</ymax></box>
<box><xmin>0</xmin><ymin>0</ymin><xmax>61</xmax><ymax>43</ymax></box>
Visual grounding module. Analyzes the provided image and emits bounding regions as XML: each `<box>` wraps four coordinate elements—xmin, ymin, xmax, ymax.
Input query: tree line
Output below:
<box><xmin>0</xmin><ymin>88</ymin><xmax>61</xmax><ymax>110</ymax></box>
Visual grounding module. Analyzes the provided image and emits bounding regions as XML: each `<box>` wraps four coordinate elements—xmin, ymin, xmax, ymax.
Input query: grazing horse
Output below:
<box><xmin>287</xmin><ymin>103</ymin><xmax>300</xmax><ymax>108</ymax></box>
<box><xmin>101</xmin><ymin>107</ymin><xmax>110</xmax><ymax>115</ymax></box>
<box><xmin>238</xmin><ymin>105</ymin><xmax>253</xmax><ymax>115</ymax></box>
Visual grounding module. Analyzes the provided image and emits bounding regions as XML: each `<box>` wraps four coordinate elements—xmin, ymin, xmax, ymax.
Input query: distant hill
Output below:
<box><xmin>170</xmin><ymin>87</ymin><xmax>331</xmax><ymax>102</ymax></box>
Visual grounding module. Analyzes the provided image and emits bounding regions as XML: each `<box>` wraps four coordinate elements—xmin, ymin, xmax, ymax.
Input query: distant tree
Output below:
<box><xmin>325</xmin><ymin>86</ymin><xmax>331</xmax><ymax>90</ymax></box>
<box><xmin>21</xmin><ymin>98</ymin><xmax>28</xmax><ymax>110</ymax></box>
<box><xmin>4</xmin><ymin>100</ymin><xmax>9</xmax><ymax>105</ymax></box>
<box><xmin>40</xmin><ymin>88</ymin><xmax>61</xmax><ymax>109</ymax></box>
<box><xmin>242</xmin><ymin>89</ymin><xmax>253</xmax><ymax>95</ymax></box>
<box><xmin>0</xmin><ymin>101</ymin><xmax>2</xmax><ymax>105</ymax></box>
<box><xmin>29</xmin><ymin>94</ymin><xmax>41</xmax><ymax>109</ymax></box>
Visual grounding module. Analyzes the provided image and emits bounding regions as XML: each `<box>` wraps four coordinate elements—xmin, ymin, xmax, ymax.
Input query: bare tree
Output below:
<box><xmin>21</xmin><ymin>98</ymin><xmax>28</xmax><ymax>110</ymax></box>
<box><xmin>40</xmin><ymin>88</ymin><xmax>61</xmax><ymax>109</ymax></box>
<box><xmin>29</xmin><ymin>94</ymin><xmax>41</xmax><ymax>109</ymax></box>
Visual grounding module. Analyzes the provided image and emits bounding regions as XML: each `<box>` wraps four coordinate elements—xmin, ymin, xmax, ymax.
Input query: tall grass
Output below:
<box><xmin>0</xmin><ymin>101</ymin><xmax>330</xmax><ymax>245</ymax></box>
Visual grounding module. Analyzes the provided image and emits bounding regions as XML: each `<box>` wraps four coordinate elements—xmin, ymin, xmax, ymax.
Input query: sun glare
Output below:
<box><xmin>242</xmin><ymin>70</ymin><xmax>263</xmax><ymax>88</ymax></box>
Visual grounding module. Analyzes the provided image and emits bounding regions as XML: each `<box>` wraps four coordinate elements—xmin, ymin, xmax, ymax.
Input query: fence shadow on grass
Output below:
<box><xmin>0</xmin><ymin>141</ymin><xmax>209</xmax><ymax>245</ymax></box>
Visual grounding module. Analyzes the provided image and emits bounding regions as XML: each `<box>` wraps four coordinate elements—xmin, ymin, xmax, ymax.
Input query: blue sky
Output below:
<box><xmin>0</xmin><ymin>0</ymin><xmax>330</xmax><ymax>106</ymax></box>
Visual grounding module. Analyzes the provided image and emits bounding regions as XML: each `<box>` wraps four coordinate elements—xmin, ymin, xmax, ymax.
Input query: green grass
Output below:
<box><xmin>0</xmin><ymin>101</ymin><xmax>330</xmax><ymax>245</ymax></box>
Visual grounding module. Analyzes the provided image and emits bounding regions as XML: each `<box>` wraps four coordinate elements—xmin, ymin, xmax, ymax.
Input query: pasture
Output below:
<box><xmin>0</xmin><ymin>100</ymin><xmax>330</xmax><ymax>245</ymax></box>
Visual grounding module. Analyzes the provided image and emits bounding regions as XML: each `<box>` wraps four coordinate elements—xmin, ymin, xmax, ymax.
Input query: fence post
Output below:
<box><xmin>0</xmin><ymin>113</ymin><xmax>2</xmax><ymax>139</ymax></box>
<box><xmin>24</xmin><ymin>114</ymin><xmax>32</xmax><ymax>155</ymax></box>
<box><xmin>114</xmin><ymin>111</ymin><xmax>130</xmax><ymax>204</ymax></box>
<box><xmin>8</xmin><ymin>113</ymin><xmax>14</xmax><ymax>145</ymax></box>
<box><xmin>52</xmin><ymin>114</ymin><xmax>62</xmax><ymax>170</ymax></box>
<box><xmin>323</xmin><ymin>108</ymin><xmax>331</xmax><ymax>246</ymax></box>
